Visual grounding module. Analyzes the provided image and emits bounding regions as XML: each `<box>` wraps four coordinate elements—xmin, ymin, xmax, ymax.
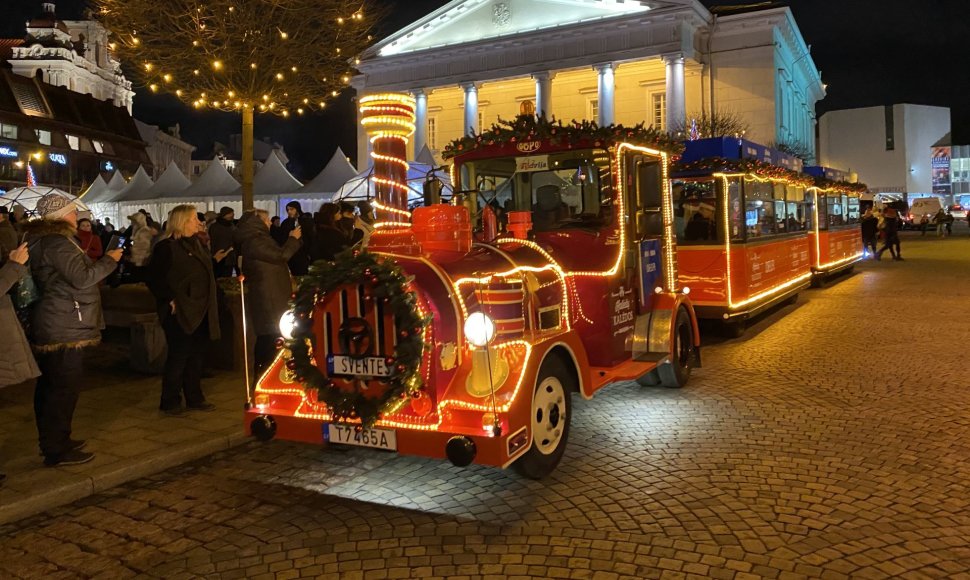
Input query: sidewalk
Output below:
<box><xmin>0</xmin><ymin>329</ymin><xmax>250</xmax><ymax>525</ymax></box>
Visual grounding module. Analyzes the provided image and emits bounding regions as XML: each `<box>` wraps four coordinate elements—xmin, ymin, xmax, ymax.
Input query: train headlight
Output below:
<box><xmin>463</xmin><ymin>312</ymin><xmax>495</xmax><ymax>347</ymax></box>
<box><xmin>279</xmin><ymin>310</ymin><xmax>297</xmax><ymax>340</ymax></box>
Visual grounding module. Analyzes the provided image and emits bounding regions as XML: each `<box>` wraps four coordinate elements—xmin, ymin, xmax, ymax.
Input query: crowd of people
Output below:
<box><xmin>0</xmin><ymin>195</ymin><xmax>375</xmax><ymax>481</ymax></box>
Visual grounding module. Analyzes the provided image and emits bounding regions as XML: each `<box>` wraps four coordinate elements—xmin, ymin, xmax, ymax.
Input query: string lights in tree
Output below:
<box><xmin>94</xmin><ymin>0</ymin><xmax>386</xmax><ymax>209</ymax></box>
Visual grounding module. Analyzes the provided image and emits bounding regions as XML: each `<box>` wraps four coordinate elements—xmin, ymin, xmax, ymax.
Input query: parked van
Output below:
<box><xmin>909</xmin><ymin>197</ymin><xmax>944</xmax><ymax>228</ymax></box>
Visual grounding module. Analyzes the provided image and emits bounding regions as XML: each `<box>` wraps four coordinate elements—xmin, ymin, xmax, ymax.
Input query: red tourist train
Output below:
<box><xmin>670</xmin><ymin>138</ymin><xmax>864</xmax><ymax>336</ymax></box>
<box><xmin>245</xmin><ymin>97</ymin><xmax>701</xmax><ymax>478</ymax></box>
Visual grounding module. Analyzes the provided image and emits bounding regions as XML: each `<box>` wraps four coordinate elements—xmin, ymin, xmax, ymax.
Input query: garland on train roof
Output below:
<box><xmin>674</xmin><ymin>157</ymin><xmax>817</xmax><ymax>188</ymax></box>
<box><xmin>283</xmin><ymin>251</ymin><xmax>430</xmax><ymax>429</ymax></box>
<box><xmin>812</xmin><ymin>178</ymin><xmax>868</xmax><ymax>195</ymax></box>
<box><xmin>442</xmin><ymin>115</ymin><xmax>685</xmax><ymax>159</ymax></box>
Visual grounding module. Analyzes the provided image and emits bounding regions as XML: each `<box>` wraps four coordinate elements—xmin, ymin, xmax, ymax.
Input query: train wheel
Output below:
<box><xmin>721</xmin><ymin>319</ymin><xmax>746</xmax><ymax>338</ymax></box>
<box><xmin>659</xmin><ymin>308</ymin><xmax>694</xmax><ymax>389</ymax></box>
<box><xmin>636</xmin><ymin>368</ymin><xmax>661</xmax><ymax>386</ymax></box>
<box><xmin>514</xmin><ymin>356</ymin><xmax>574</xmax><ymax>479</ymax></box>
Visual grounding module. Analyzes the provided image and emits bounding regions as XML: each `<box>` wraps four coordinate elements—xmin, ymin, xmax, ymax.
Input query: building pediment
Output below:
<box><xmin>369</xmin><ymin>0</ymin><xmax>652</xmax><ymax>58</ymax></box>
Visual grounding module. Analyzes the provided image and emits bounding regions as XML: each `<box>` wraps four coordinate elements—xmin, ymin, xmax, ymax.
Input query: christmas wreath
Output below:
<box><xmin>284</xmin><ymin>250</ymin><xmax>429</xmax><ymax>429</ymax></box>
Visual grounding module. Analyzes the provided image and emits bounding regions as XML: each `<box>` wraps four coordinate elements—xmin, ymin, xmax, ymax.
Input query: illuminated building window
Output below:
<box><xmin>66</xmin><ymin>135</ymin><xmax>79</xmax><ymax>150</ymax></box>
<box><xmin>651</xmin><ymin>92</ymin><xmax>666</xmax><ymax>131</ymax></box>
<box><xmin>587</xmin><ymin>98</ymin><xmax>599</xmax><ymax>122</ymax></box>
<box><xmin>35</xmin><ymin>129</ymin><xmax>51</xmax><ymax>145</ymax></box>
<box><xmin>427</xmin><ymin>117</ymin><xmax>437</xmax><ymax>149</ymax></box>
<box><xmin>0</xmin><ymin>123</ymin><xmax>18</xmax><ymax>140</ymax></box>
<box><xmin>92</xmin><ymin>140</ymin><xmax>104</xmax><ymax>153</ymax></box>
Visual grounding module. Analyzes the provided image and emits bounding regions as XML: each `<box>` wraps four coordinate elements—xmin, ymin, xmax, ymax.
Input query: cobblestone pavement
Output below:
<box><xmin>2</xmin><ymin>232</ymin><xmax>969</xmax><ymax>579</ymax></box>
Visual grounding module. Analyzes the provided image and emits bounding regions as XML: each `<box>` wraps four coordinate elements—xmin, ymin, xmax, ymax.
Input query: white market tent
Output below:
<box><xmin>82</xmin><ymin>171</ymin><xmax>128</xmax><ymax>226</ymax></box>
<box><xmin>224</xmin><ymin>150</ymin><xmax>301</xmax><ymax>216</ymax></box>
<box><xmin>333</xmin><ymin>161</ymin><xmax>453</xmax><ymax>207</ymax></box>
<box><xmin>117</xmin><ymin>162</ymin><xmax>190</xmax><ymax>222</ymax></box>
<box><xmin>280</xmin><ymin>147</ymin><xmax>358</xmax><ymax>217</ymax></box>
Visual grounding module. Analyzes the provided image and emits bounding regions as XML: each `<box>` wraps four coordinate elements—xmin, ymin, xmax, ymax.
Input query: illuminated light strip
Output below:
<box><xmin>368</xmin><ymin>133</ymin><xmax>410</xmax><ymax>143</ymax></box>
<box><xmin>371</xmin><ymin>200</ymin><xmax>411</xmax><ymax>218</ymax></box>
<box><xmin>371</xmin><ymin>152</ymin><xmax>409</xmax><ymax>169</ymax></box>
<box><xmin>714</xmin><ymin>172</ymin><xmax>811</xmax><ymax>311</ymax></box>
<box><xmin>816</xmin><ymin>252</ymin><xmax>864</xmax><ymax>272</ymax></box>
<box><xmin>454</xmin><ymin>265</ymin><xmax>571</xmax><ymax>331</ymax></box>
<box><xmin>360</xmin><ymin>93</ymin><xmax>418</xmax><ymax>106</ymax></box>
<box><xmin>373</xmin><ymin>221</ymin><xmax>413</xmax><ymax>230</ymax></box>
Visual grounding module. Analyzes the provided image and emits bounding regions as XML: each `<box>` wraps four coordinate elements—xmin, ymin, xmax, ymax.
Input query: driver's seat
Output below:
<box><xmin>533</xmin><ymin>185</ymin><xmax>565</xmax><ymax>230</ymax></box>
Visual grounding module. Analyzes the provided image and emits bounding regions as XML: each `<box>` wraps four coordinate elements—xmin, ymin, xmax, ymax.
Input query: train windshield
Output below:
<box><xmin>459</xmin><ymin>148</ymin><xmax>613</xmax><ymax>231</ymax></box>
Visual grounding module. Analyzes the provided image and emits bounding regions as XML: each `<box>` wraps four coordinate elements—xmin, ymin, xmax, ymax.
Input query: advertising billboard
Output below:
<box><xmin>931</xmin><ymin>146</ymin><xmax>951</xmax><ymax>197</ymax></box>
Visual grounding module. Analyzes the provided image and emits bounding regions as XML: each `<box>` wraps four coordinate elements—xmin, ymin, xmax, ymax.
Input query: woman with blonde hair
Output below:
<box><xmin>148</xmin><ymin>205</ymin><xmax>221</xmax><ymax>415</ymax></box>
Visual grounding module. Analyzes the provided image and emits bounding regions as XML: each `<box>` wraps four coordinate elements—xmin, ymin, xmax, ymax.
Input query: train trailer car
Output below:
<box><xmin>804</xmin><ymin>166</ymin><xmax>866</xmax><ymax>284</ymax></box>
<box><xmin>670</xmin><ymin>138</ymin><xmax>814</xmax><ymax>336</ymax></box>
<box><xmin>245</xmin><ymin>102</ymin><xmax>702</xmax><ymax>479</ymax></box>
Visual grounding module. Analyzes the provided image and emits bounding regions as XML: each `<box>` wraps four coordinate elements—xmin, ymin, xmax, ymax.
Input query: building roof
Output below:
<box><xmin>178</xmin><ymin>158</ymin><xmax>240</xmax><ymax>199</ymax></box>
<box><xmin>0</xmin><ymin>39</ymin><xmax>24</xmax><ymax>60</ymax></box>
<box><xmin>298</xmin><ymin>148</ymin><xmax>357</xmax><ymax>195</ymax></box>
<box><xmin>933</xmin><ymin>132</ymin><xmax>952</xmax><ymax>148</ymax></box>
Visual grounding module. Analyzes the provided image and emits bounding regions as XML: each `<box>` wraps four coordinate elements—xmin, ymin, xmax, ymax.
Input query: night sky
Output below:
<box><xmin>3</xmin><ymin>0</ymin><xmax>968</xmax><ymax>179</ymax></box>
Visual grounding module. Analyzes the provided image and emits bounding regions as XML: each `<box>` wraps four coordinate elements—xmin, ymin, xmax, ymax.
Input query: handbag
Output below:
<box><xmin>12</xmin><ymin>271</ymin><xmax>40</xmax><ymax>310</ymax></box>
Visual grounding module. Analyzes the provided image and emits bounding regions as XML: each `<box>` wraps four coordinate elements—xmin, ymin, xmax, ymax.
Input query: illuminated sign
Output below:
<box><xmin>0</xmin><ymin>146</ymin><xmax>17</xmax><ymax>158</ymax></box>
<box><xmin>103</xmin><ymin>161</ymin><xmax>114</xmax><ymax>171</ymax></box>
<box><xmin>49</xmin><ymin>153</ymin><xmax>67</xmax><ymax>165</ymax></box>
<box><xmin>516</xmin><ymin>141</ymin><xmax>541</xmax><ymax>153</ymax></box>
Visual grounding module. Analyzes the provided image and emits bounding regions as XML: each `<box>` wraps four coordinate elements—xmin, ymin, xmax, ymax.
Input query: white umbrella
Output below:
<box><xmin>0</xmin><ymin>186</ymin><xmax>90</xmax><ymax>216</ymax></box>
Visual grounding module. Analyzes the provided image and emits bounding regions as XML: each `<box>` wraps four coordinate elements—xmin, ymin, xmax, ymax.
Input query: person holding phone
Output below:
<box><xmin>23</xmin><ymin>194</ymin><xmax>122</xmax><ymax>467</ymax></box>
<box><xmin>0</xmin><ymin>242</ymin><xmax>40</xmax><ymax>484</ymax></box>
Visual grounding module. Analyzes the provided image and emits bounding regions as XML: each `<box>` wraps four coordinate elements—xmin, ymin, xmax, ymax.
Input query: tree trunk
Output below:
<box><xmin>241</xmin><ymin>106</ymin><xmax>255</xmax><ymax>210</ymax></box>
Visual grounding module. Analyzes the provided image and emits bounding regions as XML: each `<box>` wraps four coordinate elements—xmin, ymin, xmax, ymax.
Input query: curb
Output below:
<box><xmin>0</xmin><ymin>431</ymin><xmax>250</xmax><ymax>526</ymax></box>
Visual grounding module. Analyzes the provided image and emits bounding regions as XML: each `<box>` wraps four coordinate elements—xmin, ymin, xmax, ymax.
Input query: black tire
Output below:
<box><xmin>513</xmin><ymin>355</ymin><xmax>574</xmax><ymax>479</ymax></box>
<box><xmin>636</xmin><ymin>368</ymin><xmax>661</xmax><ymax>386</ymax></box>
<box><xmin>721</xmin><ymin>319</ymin><xmax>746</xmax><ymax>338</ymax></box>
<box><xmin>658</xmin><ymin>308</ymin><xmax>694</xmax><ymax>388</ymax></box>
<box><xmin>784</xmin><ymin>293</ymin><xmax>799</xmax><ymax>306</ymax></box>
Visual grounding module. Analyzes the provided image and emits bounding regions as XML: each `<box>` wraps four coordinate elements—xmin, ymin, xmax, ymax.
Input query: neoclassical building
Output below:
<box><xmin>354</xmin><ymin>0</ymin><xmax>824</xmax><ymax>166</ymax></box>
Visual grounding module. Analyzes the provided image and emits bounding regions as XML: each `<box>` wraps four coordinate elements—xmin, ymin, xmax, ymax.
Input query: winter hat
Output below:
<box><xmin>36</xmin><ymin>193</ymin><xmax>77</xmax><ymax>220</ymax></box>
<box><xmin>219</xmin><ymin>206</ymin><xmax>234</xmax><ymax>218</ymax></box>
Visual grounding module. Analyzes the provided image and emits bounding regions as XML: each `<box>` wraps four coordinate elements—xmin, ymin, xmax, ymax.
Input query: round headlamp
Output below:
<box><xmin>463</xmin><ymin>312</ymin><xmax>495</xmax><ymax>347</ymax></box>
<box><xmin>279</xmin><ymin>310</ymin><xmax>298</xmax><ymax>340</ymax></box>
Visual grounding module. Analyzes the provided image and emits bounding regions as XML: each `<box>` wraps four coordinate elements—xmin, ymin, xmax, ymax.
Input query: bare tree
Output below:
<box><xmin>670</xmin><ymin>110</ymin><xmax>750</xmax><ymax>139</ymax></box>
<box><xmin>769</xmin><ymin>140</ymin><xmax>814</xmax><ymax>163</ymax></box>
<box><xmin>94</xmin><ymin>0</ymin><xmax>385</xmax><ymax>209</ymax></box>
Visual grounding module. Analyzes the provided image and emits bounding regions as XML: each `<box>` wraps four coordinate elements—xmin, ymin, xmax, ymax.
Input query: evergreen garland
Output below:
<box><xmin>442</xmin><ymin>115</ymin><xmax>684</xmax><ymax>159</ymax></box>
<box><xmin>674</xmin><ymin>157</ymin><xmax>817</xmax><ymax>187</ymax></box>
<box><xmin>284</xmin><ymin>250</ymin><xmax>430</xmax><ymax>429</ymax></box>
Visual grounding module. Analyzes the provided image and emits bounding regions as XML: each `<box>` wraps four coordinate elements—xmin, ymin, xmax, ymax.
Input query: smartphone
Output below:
<box><xmin>107</xmin><ymin>234</ymin><xmax>126</xmax><ymax>249</ymax></box>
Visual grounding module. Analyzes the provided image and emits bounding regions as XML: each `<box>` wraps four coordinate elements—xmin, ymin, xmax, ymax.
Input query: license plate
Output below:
<box><xmin>325</xmin><ymin>424</ymin><xmax>397</xmax><ymax>451</ymax></box>
<box><xmin>327</xmin><ymin>355</ymin><xmax>391</xmax><ymax>378</ymax></box>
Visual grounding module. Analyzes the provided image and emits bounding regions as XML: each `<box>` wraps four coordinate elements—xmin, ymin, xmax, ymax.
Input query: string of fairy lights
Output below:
<box><xmin>94</xmin><ymin>0</ymin><xmax>384</xmax><ymax>116</ymax></box>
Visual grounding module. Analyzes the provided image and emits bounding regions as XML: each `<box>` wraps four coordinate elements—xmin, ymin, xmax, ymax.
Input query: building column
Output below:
<box><xmin>461</xmin><ymin>82</ymin><xmax>480</xmax><ymax>136</ymax></box>
<box><xmin>664</xmin><ymin>53</ymin><xmax>687</xmax><ymax>133</ymax></box>
<box><xmin>595</xmin><ymin>64</ymin><xmax>615</xmax><ymax>126</ymax></box>
<box><xmin>412</xmin><ymin>89</ymin><xmax>428</xmax><ymax>156</ymax></box>
<box><xmin>533</xmin><ymin>72</ymin><xmax>554</xmax><ymax>120</ymax></box>
<box><xmin>351</xmin><ymin>77</ymin><xmax>372</xmax><ymax>168</ymax></box>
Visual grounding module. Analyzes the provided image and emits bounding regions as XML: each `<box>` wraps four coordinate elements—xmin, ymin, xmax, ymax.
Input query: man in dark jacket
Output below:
<box><xmin>24</xmin><ymin>194</ymin><xmax>122</xmax><ymax>467</ymax></box>
<box><xmin>208</xmin><ymin>206</ymin><xmax>236</xmax><ymax>278</ymax></box>
<box><xmin>275</xmin><ymin>201</ymin><xmax>314</xmax><ymax>275</ymax></box>
<box><xmin>235</xmin><ymin>210</ymin><xmax>302</xmax><ymax>375</ymax></box>
<box><xmin>860</xmin><ymin>209</ymin><xmax>878</xmax><ymax>258</ymax></box>
<box><xmin>875</xmin><ymin>207</ymin><xmax>903</xmax><ymax>261</ymax></box>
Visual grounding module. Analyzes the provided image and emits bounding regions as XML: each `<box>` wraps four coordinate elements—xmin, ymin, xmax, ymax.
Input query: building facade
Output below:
<box><xmin>0</xmin><ymin>69</ymin><xmax>151</xmax><ymax>195</ymax></box>
<box><xmin>135</xmin><ymin>120</ymin><xmax>195</xmax><ymax>180</ymax></box>
<box><xmin>818</xmin><ymin>104</ymin><xmax>951</xmax><ymax>200</ymax></box>
<box><xmin>353</xmin><ymin>0</ymin><xmax>824</xmax><ymax>167</ymax></box>
<box><xmin>3</xmin><ymin>2</ymin><xmax>134</xmax><ymax>112</ymax></box>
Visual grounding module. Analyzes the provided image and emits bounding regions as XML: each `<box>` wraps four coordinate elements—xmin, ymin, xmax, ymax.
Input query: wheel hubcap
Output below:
<box><xmin>532</xmin><ymin>377</ymin><xmax>566</xmax><ymax>455</ymax></box>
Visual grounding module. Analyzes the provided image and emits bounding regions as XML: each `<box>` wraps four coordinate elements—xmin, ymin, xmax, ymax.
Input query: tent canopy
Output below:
<box><xmin>106</xmin><ymin>166</ymin><xmax>153</xmax><ymax>203</ymax></box>
<box><xmin>83</xmin><ymin>171</ymin><xmax>127</xmax><ymax>203</ymax></box>
<box><xmin>298</xmin><ymin>148</ymin><xmax>357</xmax><ymax>195</ymax></box>
<box><xmin>333</xmin><ymin>161</ymin><xmax>453</xmax><ymax>205</ymax></box>
<box><xmin>229</xmin><ymin>150</ymin><xmax>301</xmax><ymax>197</ymax></box>
<box><xmin>79</xmin><ymin>175</ymin><xmax>108</xmax><ymax>201</ymax></box>
<box><xmin>127</xmin><ymin>162</ymin><xmax>191</xmax><ymax>201</ymax></box>
<box><xmin>178</xmin><ymin>159</ymin><xmax>240</xmax><ymax>199</ymax></box>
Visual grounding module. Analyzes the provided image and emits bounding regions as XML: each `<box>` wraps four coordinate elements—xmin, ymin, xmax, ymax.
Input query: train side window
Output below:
<box><xmin>631</xmin><ymin>156</ymin><xmax>663</xmax><ymax>238</ymax></box>
<box><xmin>726</xmin><ymin>177</ymin><xmax>744</xmax><ymax>242</ymax></box>
<box><xmin>674</xmin><ymin>179</ymin><xmax>718</xmax><ymax>244</ymax></box>
<box><xmin>817</xmin><ymin>194</ymin><xmax>829</xmax><ymax>230</ymax></box>
<box><xmin>744</xmin><ymin>180</ymin><xmax>776</xmax><ymax>237</ymax></box>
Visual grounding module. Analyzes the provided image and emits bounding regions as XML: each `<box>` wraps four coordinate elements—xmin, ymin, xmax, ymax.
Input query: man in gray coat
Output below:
<box><xmin>234</xmin><ymin>209</ymin><xmax>301</xmax><ymax>377</ymax></box>
<box><xmin>23</xmin><ymin>194</ymin><xmax>122</xmax><ymax>467</ymax></box>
